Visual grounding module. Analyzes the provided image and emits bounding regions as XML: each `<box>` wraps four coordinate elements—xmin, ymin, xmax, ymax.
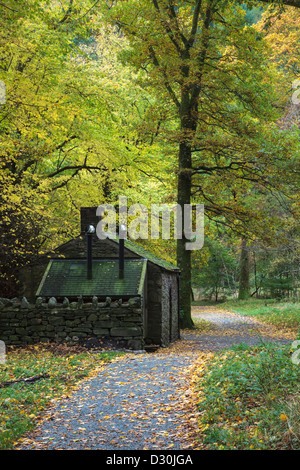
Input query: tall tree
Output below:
<box><xmin>0</xmin><ymin>0</ymin><xmax>151</xmax><ymax>295</ymax></box>
<box><xmin>100</xmin><ymin>0</ymin><xmax>299</xmax><ymax>327</ymax></box>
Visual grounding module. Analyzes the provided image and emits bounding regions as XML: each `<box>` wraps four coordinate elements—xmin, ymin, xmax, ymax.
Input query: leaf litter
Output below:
<box><xmin>14</xmin><ymin>306</ymin><xmax>292</xmax><ymax>450</ymax></box>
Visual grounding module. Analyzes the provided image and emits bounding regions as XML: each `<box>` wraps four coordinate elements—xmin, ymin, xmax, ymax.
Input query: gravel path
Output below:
<box><xmin>19</xmin><ymin>352</ymin><xmax>197</xmax><ymax>450</ymax></box>
<box><xmin>183</xmin><ymin>306</ymin><xmax>292</xmax><ymax>351</ymax></box>
<box><xmin>16</xmin><ymin>306</ymin><xmax>293</xmax><ymax>451</ymax></box>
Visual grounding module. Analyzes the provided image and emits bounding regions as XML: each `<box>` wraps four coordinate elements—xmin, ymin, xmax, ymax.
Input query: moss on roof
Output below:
<box><xmin>36</xmin><ymin>258</ymin><xmax>147</xmax><ymax>298</ymax></box>
<box><xmin>109</xmin><ymin>236</ymin><xmax>179</xmax><ymax>272</ymax></box>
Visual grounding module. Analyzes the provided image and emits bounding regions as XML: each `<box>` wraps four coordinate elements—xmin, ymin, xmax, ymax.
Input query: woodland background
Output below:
<box><xmin>0</xmin><ymin>0</ymin><xmax>299</xmax><ymax>328</ymax></box>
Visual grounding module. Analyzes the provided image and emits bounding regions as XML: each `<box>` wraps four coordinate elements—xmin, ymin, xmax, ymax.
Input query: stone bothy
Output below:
<box><xmin>1</xmin><ymin>207</ymin><xmax>180</xmax><ymax>349</ymax></box>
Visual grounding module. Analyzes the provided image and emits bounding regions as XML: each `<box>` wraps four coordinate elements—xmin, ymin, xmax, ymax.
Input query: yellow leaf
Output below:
<box><xmin>280</xmin><ymin>413</ymin><xmax>288</xmax><ymax>422</ymax></box>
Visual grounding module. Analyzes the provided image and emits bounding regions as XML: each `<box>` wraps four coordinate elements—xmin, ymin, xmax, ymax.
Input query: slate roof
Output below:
<box><xmin>48</xmin><ymin>235</ymin><xmax>179</xmax><ymax>272</ymax></box>
<box><xmin>36</xmin><ymin>258</ymin><xmax>147</xmax><ymax>298</ymax></box>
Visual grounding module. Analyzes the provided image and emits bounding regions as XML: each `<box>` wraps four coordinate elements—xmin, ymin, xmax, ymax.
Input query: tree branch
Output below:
<box><xmin>189</xmin><ymin>1</ymin><xmax>214</xmax><ymax>106</ymax></box>
<box><xmin>166</xmin><ymin>1</ymin><xmax>189</xmax><ymax>48</ymax></box>
<box><xmin>151</xmin><ymin>0</ymin><xmax>184</xmax><ymax>53</ymax></box>
<box><xmin>192</xmin><ymin>161</ymin><xmax>253</xmax><ymax>174</ymax></box>
<box><xmin>0</xmin><ymin>374</ymin><xmax>49</xmax><ymax>388</ymax></box>
<box><xmin>148</xmin><ymin>45</ymin><xmax>181</xmax><ymax>109</ymax></box>
<box><xmin>45</xmin><ymin>162</ymin><xmax>103</xmax><ymax>180</ymax></box>
<box><xmin>58</xmin><ymin>0</ymin><xmax>74</xmax><ymax>24</ymax></box>
<box><xmin>56</xmin><ymin>135</ymin><xmax>77</xmax><ymax>151</ymax></box>
<box><xmin>0</xmin><ymin>2</ymin><xmax>17</xmax><ymax>12</ymax></box>
<box><xmin>188</xmin><ymin>0</ymin><xmax>202</xmax><ymax>48</ymax></box>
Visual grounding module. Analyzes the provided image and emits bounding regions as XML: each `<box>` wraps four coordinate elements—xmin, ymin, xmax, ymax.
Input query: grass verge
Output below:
<box><xmin>195</xmin><ymin>342</ymin><xmax>300</xmax><ymax>450</ymax></box>
<box><xmin>0</xmin><ymin>343</ymin><xmax>121</xmax><ymax>449</ymax></box>
<box><xmin>217</xmin><ymin>299</ymin><xmax>300</xmax><ymax>333</ymax></box>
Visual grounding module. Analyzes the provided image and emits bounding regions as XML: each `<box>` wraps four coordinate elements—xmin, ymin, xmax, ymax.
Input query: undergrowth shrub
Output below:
<box><xmin>196</xmin><ymin>342</ymin><xmax>300</xmax><ymax>450</ymax></box>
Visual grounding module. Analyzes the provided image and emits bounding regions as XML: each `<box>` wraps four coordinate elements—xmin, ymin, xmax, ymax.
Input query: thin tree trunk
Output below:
<box><xmin>238</xmin><ymin>237</ymin><xmax>250</xmax><ymax>300</ymax></box>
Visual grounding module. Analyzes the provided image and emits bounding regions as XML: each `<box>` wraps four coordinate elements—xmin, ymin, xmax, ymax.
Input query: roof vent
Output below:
<box><xmin>86</xmin><ymin>225</ymin><xmax>95</xmax><ymax>280</ymax></box>
<box><xmin>119</xmin><ymin>224</ymin><xmax>126</xmax><ymax>279</ymax></box>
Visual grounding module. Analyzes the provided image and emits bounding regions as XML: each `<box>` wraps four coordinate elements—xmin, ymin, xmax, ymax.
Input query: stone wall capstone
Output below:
<box><xmin>0</xmin><ymin>296</ymin><xmax>143</xmax><ymax>350</ymax></box>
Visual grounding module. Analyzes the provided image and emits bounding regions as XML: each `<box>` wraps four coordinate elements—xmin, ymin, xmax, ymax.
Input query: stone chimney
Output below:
<box><xmin>80</xmin><ymin>207</ymin><xmax>99</xmax><ymax>235</ymax></box>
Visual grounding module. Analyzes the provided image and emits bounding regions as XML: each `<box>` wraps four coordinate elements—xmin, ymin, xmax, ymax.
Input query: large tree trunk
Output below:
<box><xmin>176</xmin><ymin>70</ymin><xmax>199</xmax><ymax>328</ymax></box>
<box><xmin>176</xmin><ymin>137</ymin><xmax>193</xmax><ymax>328</ymax></box>
<box><xmin>175</xmin><ymin>3</ymin><xmax>213</xmax><ymax>328</ymax></box>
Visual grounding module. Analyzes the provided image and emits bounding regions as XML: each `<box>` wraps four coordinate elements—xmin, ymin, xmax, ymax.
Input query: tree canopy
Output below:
<box><xmin>0</xmin><ymin>0</ymin><xmax>299</xmax><ymax>318</ymax></box>
<box><xmin>98</xmin><ymin>0</ymin><xmax>299</xmax><ymax>326</ymax></box>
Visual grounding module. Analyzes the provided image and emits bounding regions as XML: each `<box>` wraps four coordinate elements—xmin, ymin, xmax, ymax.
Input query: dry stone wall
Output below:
<box><xmin>0</xmin><ymin>296</ymin><xmax>143</xmax><ymax>350</ymax></box>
